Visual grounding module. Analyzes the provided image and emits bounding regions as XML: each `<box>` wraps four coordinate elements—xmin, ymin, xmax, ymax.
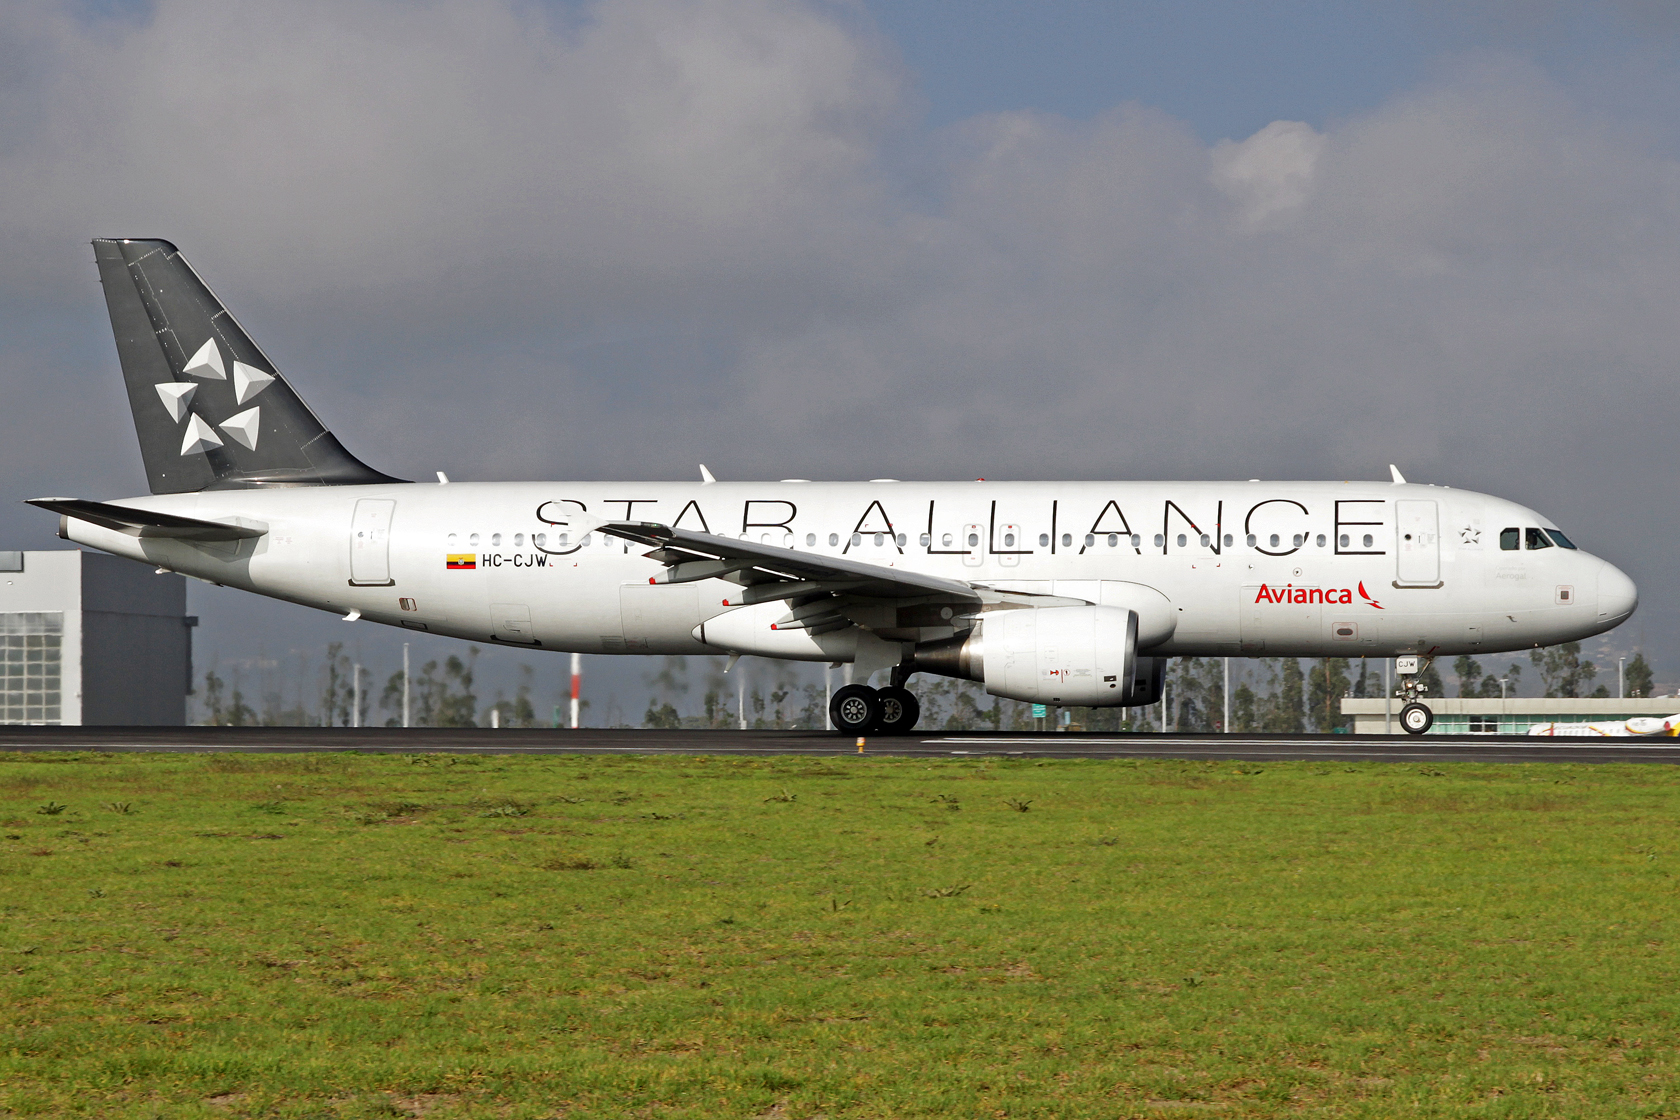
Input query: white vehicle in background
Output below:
<box><xmin>1528</xmin><ymin>714</ymin><xmax>1680</xmax><ymax>737</ymax></box>
<box><xmin>29</xmin><ymin>239</ymin><xmax>1642</xmax><ymax>736</ymax></box>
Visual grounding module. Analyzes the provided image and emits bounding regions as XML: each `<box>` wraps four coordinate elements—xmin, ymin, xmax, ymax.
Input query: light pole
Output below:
<box><xmin>570</xmin><ymin>652</ymin><xmax>582</xmax><ymax>729</ymax></box>
<box><xmin>1222</xmin><ymin>657</ymin><xmax>1230</xmax><ymax>734</ymax></box>
<box><xmin>1619</xmin><ymin>657</ymin><xmax>1626</xmax><ymax>699</ymax></box>
<box><xmin>352</xmin><ymin>663</ymin><xmax>361</xmax><ymax>728</ymax></box>
<box><xmin>1499</xmin><ymin>676</ymin><xmax>1509</xmax><ymax>699</ymax></box>
<box><xmin>401</xmin><ymin>643</ymin><xmax>410</xmax><ymax>728</ymax></box>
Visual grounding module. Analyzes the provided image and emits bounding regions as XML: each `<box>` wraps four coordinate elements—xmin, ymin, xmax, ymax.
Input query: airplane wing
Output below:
<box><xmin>596</xmin><ymin>521</ymin><xmax>985</xmax><ymax>608</ymax></box>
<box><xmin>27</xmin><ymin>497</ymin><xmax>266</xmax><ymax>542</ymax></box>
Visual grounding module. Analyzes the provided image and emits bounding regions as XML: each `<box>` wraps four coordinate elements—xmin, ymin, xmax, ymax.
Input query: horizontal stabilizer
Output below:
<box><xmin>26</xmin><ymin>498</ymin><xmax>265</xmax><ymax>541</ymax></box>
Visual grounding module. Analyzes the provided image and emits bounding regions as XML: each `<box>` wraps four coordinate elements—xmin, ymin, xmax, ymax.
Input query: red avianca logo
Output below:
<box><xmin>1256</xmin><ymin>582</ymin><xmax>1384</xmax><ymax>609</ymax></box>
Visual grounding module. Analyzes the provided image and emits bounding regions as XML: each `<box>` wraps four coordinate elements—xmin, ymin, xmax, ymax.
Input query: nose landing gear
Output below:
<box><xmin>828</xmin><ymin>683</ymin><xmax>922</xmax><ymax>735</ymax></box>
<box><xmin>1395</xmin><ymin>656</ymin><xmax>1435</xmax><ymax>735</ymax></box>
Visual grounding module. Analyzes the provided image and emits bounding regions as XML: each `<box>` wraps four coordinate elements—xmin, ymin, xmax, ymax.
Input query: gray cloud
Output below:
<box><xmin>2</xmin><ymin>0</ymin><xmax>1676</xmax><ymax>691</ymax></box>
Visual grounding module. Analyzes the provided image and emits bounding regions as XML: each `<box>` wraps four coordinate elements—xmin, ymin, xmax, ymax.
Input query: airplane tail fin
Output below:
<box><xmin>91</xmin><ymin>238</ymin><xmax>402</xmax><ymax>493</ymax></box>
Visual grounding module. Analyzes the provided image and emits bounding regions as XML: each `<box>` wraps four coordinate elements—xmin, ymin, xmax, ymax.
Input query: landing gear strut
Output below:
<box><xmin>828</xmin><ymin>683</ymin><xmax>922</xmax><ymax>735</ymax></box>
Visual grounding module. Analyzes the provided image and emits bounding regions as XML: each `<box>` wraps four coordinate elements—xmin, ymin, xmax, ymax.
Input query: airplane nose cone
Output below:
<box><xmin>1597</xmin><ymin>562</ymin><xmax>1638</xmax><ymax>624</ymax></box>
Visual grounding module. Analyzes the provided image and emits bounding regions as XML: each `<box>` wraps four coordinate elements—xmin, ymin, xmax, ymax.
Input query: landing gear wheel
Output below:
<box><xmin>1399</xmin><ymin>702</ymin><xmax>1434</xmax><ymax>736</ymax></box>
<box><xmin>873</xmin><ymin>686</ymin><xmax>921</xmax><ymax>735</ymax></box>
<box><xmin>830</xmin><ymin>685</ymin><xmax>881</xmax><ymax>735</ymax></box>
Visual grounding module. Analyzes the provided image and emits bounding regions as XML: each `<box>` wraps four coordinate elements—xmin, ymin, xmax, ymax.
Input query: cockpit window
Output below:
<box><xmin>1525</xmin><ymin>527</ymin><xmax>1553</xmax><ymax>550</ymax></box>
<box><xmin>1545</xmin><ymin>529</ymin><xmax>1578</xmax><ymax>550</ymax></box>
<box><xmin>1499</xmin><ymin>528</ymin><xmax>1519</xmax><ymax>551</ymax></box>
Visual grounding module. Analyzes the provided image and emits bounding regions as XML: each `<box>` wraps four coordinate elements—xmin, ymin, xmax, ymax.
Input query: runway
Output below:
<box><xmin>1</xmin><ymin>726</ymin><xmax>1677</xmax><ymax>764</ymax></box>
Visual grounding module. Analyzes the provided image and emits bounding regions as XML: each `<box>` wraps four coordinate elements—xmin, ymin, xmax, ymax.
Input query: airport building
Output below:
<box><xmin>0</xmin><ymin>550</ymin><xmax>194</xmax><ymax>726</ymax></box>
<box><xmin>1341</xmin><ymin>696</ymin><xmax>1679</xmax><ymax>736</ymax></box>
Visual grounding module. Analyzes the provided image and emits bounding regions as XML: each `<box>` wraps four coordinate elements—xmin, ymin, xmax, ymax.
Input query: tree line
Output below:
<box><xmin>194</xmin><ymin>641</ymin><xmax>1658</xmax><ymax>729</ymax></box>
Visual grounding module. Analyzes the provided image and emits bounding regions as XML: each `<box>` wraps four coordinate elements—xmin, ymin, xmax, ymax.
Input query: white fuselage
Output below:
<box><xmin>60</xmin><ymin>479</ymin><xmax>1637</xmax><ymax>662</ymax></box>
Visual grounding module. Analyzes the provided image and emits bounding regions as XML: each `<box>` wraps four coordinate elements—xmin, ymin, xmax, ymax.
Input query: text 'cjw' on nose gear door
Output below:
<box><xmin>349</xmin><ymin>499</ymin><xmax>396</xmax><ymax>586</ymax></box>
<box><xmin>1395</xmin><ymin>500</ymin><xmax>1441</xmax><ymax>587</ymax></box>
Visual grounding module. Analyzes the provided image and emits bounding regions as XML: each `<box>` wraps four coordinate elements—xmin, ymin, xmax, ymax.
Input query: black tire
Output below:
<box><xmin>1399</xmin><ymin>702</ymin><xmax>1434</xmax><ymax>736</ymax></box>
<box><xmin>830</xmin><ymin>685</ymin><xmax>881</xmax><ymax>735</ymax></box>
<box><xmin>873</xmin><ymin>686</ymin><xmax>921</xmax><ymax>735</ymax></box>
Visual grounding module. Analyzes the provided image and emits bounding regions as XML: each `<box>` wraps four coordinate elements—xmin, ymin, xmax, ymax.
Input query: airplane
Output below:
<box><xmin>1528</xmin><ymin>714</ymin><xmax>1679</xmax><ymax>737</ymax></box>
<box><xmin>28</xmin><ymin>239</ymin><xmax>1641</xmax><ymax>737</ymax></box>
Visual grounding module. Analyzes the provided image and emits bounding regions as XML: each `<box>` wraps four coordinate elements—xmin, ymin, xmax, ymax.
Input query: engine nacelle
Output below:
<box><xmin>916</xmin><ymin>605</ymin><xmax>1148</xmax><ymax>707</ymax></box>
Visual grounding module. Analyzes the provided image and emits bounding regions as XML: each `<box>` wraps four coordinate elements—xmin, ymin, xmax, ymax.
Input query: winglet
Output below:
<box><xmin>1389</xmin><ymin>464</ymin><xmax>1407</xmax><ymax>485</ymax></box>
<box><xmin>699</xmin><ymin>464</ymin><xmax>716</xmax><ymax>485</ymax></box>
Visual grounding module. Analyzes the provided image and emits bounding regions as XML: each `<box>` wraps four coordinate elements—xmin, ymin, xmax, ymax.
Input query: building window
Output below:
<box><xmin>0</xmin><ymin>612</ymin><xmax>63</xmax><ymax>725</ymax></box>
<box><xmin>1468</xmin><ymin>718</ymin><xmax>1498</xmax><ymax>734</ymax></box>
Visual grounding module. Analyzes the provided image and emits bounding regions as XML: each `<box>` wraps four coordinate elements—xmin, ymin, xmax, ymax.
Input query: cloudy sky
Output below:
<box><xmin>2</xmin><ymin>0</ymin><xmax>1676</xmax><ymax>710</ymax></box>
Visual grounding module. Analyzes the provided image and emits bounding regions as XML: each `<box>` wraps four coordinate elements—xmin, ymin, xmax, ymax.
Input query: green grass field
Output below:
<box><xmin>2</xmin><ymin>751</ymin><xmax>1677</xmax><ymax>1119</ymax></box>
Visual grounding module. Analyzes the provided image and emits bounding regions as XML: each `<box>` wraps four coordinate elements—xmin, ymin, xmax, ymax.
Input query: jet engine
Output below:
<box><xmin>914</xmin><ymin>605</ymin><xmax>1160</xmax><ymax>707</ymax></box>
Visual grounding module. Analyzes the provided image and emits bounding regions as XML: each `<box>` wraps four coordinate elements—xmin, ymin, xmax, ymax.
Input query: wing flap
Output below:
<box><xmin>598</xmin><ymin>521</ymin><xmax>983</xmax><ymax>604</ymax></box>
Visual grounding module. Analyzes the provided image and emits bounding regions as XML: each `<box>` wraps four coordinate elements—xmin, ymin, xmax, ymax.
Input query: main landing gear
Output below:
<box><xmin>829</xmin><ymin>684</ymin><xmax>921</xmax><ymax>735</ymax></box>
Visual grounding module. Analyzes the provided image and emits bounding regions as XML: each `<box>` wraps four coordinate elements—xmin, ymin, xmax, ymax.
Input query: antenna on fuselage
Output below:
<box><xmin>699</xmin><ymin>464</ymin><xmax>716</xmax><ymax>485</ymax></box>
<box><xmin>1389</xmin><ymin>464</ymin><xmax>1407</xmax><ymax>484</ymax></box>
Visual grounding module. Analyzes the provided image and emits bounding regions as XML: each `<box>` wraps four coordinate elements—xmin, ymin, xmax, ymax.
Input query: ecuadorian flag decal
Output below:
<box><xmin>446</xmin><ymin>554</ymin><xmax>477</xmax><ymax>570</ymax></box>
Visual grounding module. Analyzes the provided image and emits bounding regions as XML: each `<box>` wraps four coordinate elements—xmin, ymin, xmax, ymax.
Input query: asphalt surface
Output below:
<box><xmin>1</xmin><ymin>726</ymin><xmax>1677</xmax><ymax>763</ymax></box>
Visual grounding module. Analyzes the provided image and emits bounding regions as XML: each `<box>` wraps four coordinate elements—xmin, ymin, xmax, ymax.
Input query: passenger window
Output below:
<box><xmin>1222</xmin><ymin>534</ymin><xmax>1233</xmax><ymax>548</ymax></box>
<box><xmin>1525</xmin><ymin>527</ymin><xmax>1552</xmax><ymax>550</ymax></box>
<box><xmin>1500</xmin><ymin>528</ymin><xmax>1519</xmax><ymax>550</ymax></box>
<box><xmin>896</xmin><ymin>534</ymin><xmax>906</xmax><ymax>547</ymax></box>
<box><xmin>514</xmin><ymin>533</ymin><xmax>524</xmax><ymax>547</ymax></box>
<box><xmin>1315</xmin><ymin>534</ymin><xmax>1326</xmax><ymax>547</ymax></box>
<box><xmin>1112</xmin><ymin>534</ymin><xmax>1122</xmax><ymax>548</ymax></box>
<box><xmin>1154</xmin><ymin>534</ymin><xmax>1166</xmax><ymax>548</ymax></box>
<box><xmin>1003</xmin><ymin>533</ymin><xmax>1015</xmax><ymax>547</ymax></box>
<box><xmin>851</xmin><ymin>534</ymin><xmax>862</xmax><ymax>546</ymax></box>
<box><xmin>967</xmin><ymin>533</ymin><xmax>979</xmax><ymax>547</ymax></box>
<box><xmin>1546</xmin><ymin>529</ymin><xmax>1578</xmax><ymax>550</ymax></box>
<box><xmin>1292</xmin><ymin>534</ymin><xmax>1303</xmax><ymax>548</ymax></box>
<box><xmin>807</xmin><ymin>533</ymin><xmax>816</xmax><ymax>546</ymax></box>
<box><xmin>1247</xmin><ymin>534</ymin><xmax>1257</xmax><ymax>547</ymax></box>
<box><xmin>1338</xmin><ymin>534</ymin><xmax>1349</xmax><ymax>548</ymax></box>
<box><xmin>828</xmin><ymin>533</ymin><xmax>839</xmax><ymax>547</ymax></box>
<box><xmin>1038</xmin><ymin>533</ymin><xmax>1050</xmax><ymax>547</ymax></box>
<box><xmin>1130</xmin><ymin>534</ymin><xmax>1141</xmax><ymax>548</ymax></box>
<box><xmin>581</xmin><ymin>534</ymin><xmax>592</xmax><ymax>547</ymax></box>
<box><xmin>1176</xmin><ymin>534</ymin><xmax>1187</xmax><ymax>548</ymax></box>
<box><xmin>1199</xmin><ymin>534</ymin><xmax>1210</xmax><ymax>547</ymax></box>
<box><xmin>447</xmin><ymin>533</ymin><xmax>458</xmax><ymax>545</ymax></box>
<box><xmin>1269</xmin><ymin>534</ymin><xmax>1280</xmax><ymax>548</ymax></box>
<box><xmin>469</xmin><ymin>533</ymin><xmax>480</xmax><ymax>547</ymax></box>
<box><xmin>942</xmin><ymin>533</ymin><xmax>953</xmax><ymax>547</ymax></box>
<box><xmin>491</xmin><ymin>533</ymin><xmax>502</xmax><ymax>548</ymax></box>
<box><xmin>1061</xmin><ymin>533</ymin><xmax>1072</xmax><ymax>547</ymax></box>
<box><xmin>557</xmin><ymin>533</ymin><xmax>568</xmax><ymax>547</ymax></box>
<box><xmin>533</xmin><ymin>533</ymin><xmax>546</xmax><ymax>548</ymax></box>
<box><xmin>1362</xmin><ymin>534</ymin><xmax>1374</xmax><ymax>548</ymax></box>
<box><xmin>919</xmin><ymin>533</ymin><xmax>930</xmax><ymax>547</ymax></box>
<box><xmin>1085</xmin><ymin>534</ymin><xmax>1095</xmax><ymax>547</ymax></box>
